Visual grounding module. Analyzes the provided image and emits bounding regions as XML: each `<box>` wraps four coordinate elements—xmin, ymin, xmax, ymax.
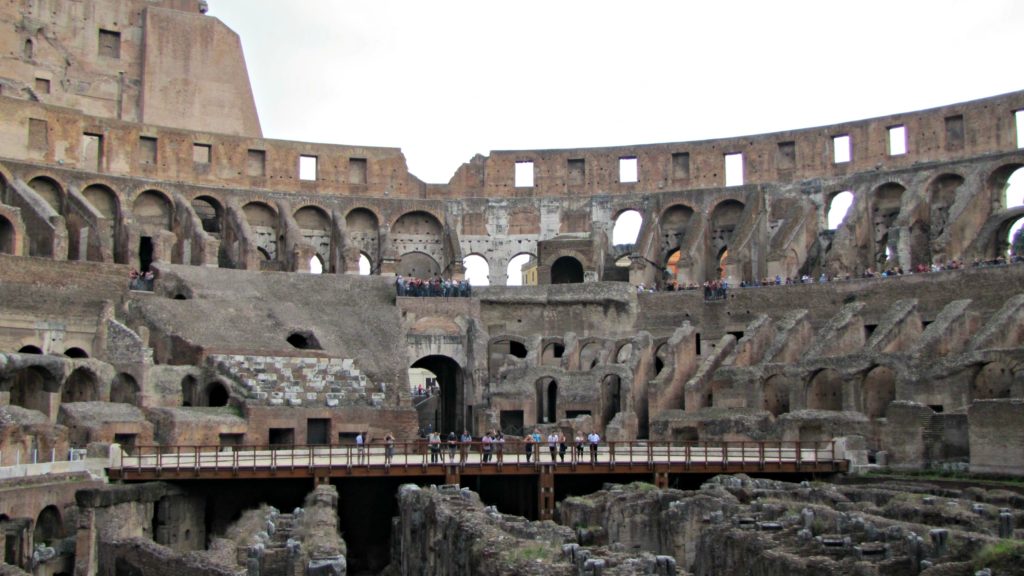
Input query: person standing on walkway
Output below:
<box><xmin>587</xmin><ymin>430</ymin><xmax>600</xmax><ymax>463</ymax></box>
<box><xmin>355</xmin><ymin>431</ymin><xmax>366</xmax><ymax>464</ymax></box>
<box><xmin>459</xmin><ymin>430</ymin><xmax>472</xmax><ymax>464</ymax></box>
<box><xmin>547</xmin><ymin>431</ymin><xmax>559</xmax><ymax>462</ymax></box>
<box><xmin>384</xmin><ymin>432</ymin><xmax>395</xmax><ymax>466</ymax></box>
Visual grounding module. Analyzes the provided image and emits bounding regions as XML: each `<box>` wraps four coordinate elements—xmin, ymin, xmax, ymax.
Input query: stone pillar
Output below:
<box><xmin>74</xmin><ymin>508</ymin><xmax>98</xmax><ymax>576</ymax></box>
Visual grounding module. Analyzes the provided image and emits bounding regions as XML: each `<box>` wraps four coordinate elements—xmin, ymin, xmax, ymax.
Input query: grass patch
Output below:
<box><xmin>974</xmin><ymin>539</ymin><xmax>1024</xmax><ymax>571</ymax></box>
<box><xmin>864</xmin><ymin>469</ymin><xmax>1024</xmax><ymax>489</ymax></box>
<box><xmin>508</xmin><ymin>543</ymin><xmax>555</xmax><ymax>563</ymax></box>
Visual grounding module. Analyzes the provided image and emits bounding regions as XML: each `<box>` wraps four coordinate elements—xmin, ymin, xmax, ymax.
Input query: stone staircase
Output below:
<box><xmin>209</xmin><ymin>354</ymin><xmax>383</xmax><ymax>408</ymax></box>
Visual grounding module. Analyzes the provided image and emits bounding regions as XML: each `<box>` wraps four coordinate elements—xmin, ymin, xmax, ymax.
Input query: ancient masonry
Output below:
<box><xmin>0</xmin><ymin>0</ymin><xmax>1022</xmax><ymax>575</ymax></box>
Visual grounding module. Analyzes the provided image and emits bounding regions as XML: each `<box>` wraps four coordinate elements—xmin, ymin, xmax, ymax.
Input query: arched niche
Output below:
<box><xmin>110</xmin><ymin>373</ymin><xmax>139</xmax><ymax>405</ymax></box>
<box><xmin>807</xmin><ymin>368</ymin><xmax>843</xmax><ymax>411</ymax></box>
<box><xmin>973</xmin><ymin>362</ymin><xmax>1013</xmax><ymax>400</ymax></box>
<box><xmin>862</xmin><ymin>365</ymin><xmax>896</xmax><ymax>418</ymax></box>
<box><xmin>396</xmin><ymin>251</ymin><xmax>440</xmax><ymax>278</ymax></box>
<box><xmin>762</xmin><ymin>374</ymin><xmax>791</xmax><ymax>416</ymax></box>
<box><xmin>551</xmin><ymin>256</ymin><xmax>584</xmax><ymax>284</ymax></box>
<box><xmin>62</xmin><ymin>367</ymin><xmax>99</xmax><ymax>403</ymax></box>
<box><xmin>133</xmin><ymin>190</ymin><xmax>173</xmax><ymax>230</ymax></box>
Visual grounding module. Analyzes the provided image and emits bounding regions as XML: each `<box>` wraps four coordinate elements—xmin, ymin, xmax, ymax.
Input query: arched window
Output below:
<box><xmin>358</xmin><ymin>253</ymin><xmax>371</xmax><ymax>275</ymax></box>
<box><xmin>550</xmin><ymin>256</ymin><xmax>584</xmax><ymax>284</ymax></box>
<box><xmin>506</xmin><ymin>253</ymin><xmax>533</xmax><ymax>286</ymax></box>
<box><xmin>827</xmin><ymin>191</ymin><xmax>854</xmax><ymax>230</ymax></box>
<box><xmin>463</xmin><ymin>254</ymin><xmax>490</xmax><ymax>286</ymax></box>
<box><xmin>309</xmin><ymin>254</ymin><xmax>324</xmax><ymax>274</ymax></box>
<box><xmin>612</xmin><ymin>210</ymin><xmax>642</xmax><ymax>246</ymax></box>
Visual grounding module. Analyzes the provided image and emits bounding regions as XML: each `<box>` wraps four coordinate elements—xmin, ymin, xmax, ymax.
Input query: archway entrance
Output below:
<box><xmin>411</xmin><ymin>355</ymin><xmax>464</xmax><ymax>435</ymax></box>
<box><xmin>602</xmin><ymin>375</ymin><xmax>621</xmax><ymax>427</ymax></box>
<box><xmin>535</xmin><ymin>377</ymin><xmax>558</xmax><ymax>424</ymax></box>
<box><xmin>550</xmin><ymin>256</ymin><xmax>583</xmax><ymax>284</ymax></box>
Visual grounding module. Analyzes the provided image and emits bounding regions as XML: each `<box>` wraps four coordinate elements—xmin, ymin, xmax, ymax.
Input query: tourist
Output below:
<box><xmin>587</xmin><ymin>430</ymin><xmax>600</xmax><ymax>463</ymax></box>
<box><xmin>355</xmin><ymin>431</ymin><xmax>365</xmax><ymax>464</ymax></box>
<box><xmin>481</xmin><ymin>431</ymin><xmax>493</xmax><ymax>463</ymax></box>
<box><xmin>495</xmin><ymin>431</ymin><xmax>505</xmax><ymax>463</ymax></box>
<box><xmin>459</xmin><ymin>429</ymin><xmax>472</xmax><ymax>463</ymax></box>
<box><xmin>524</xmin><ymin>433</ymin><xmax>535</xmax><ymax>462</ymax></box>
<box><xmin>447</xmin><ymin>431</ymin><xmax>457</xmax><ymax>462</ymax></box>
<box><xmin>547</xmin><ymin>431</ymin><xmax>559</xmax><ymax>462</ymax></box>
<box><xmin>384</xmin><ymin>432</ymin><xmax>395</xmax><ymax>465</ymax></box>
<box><xmin>558</xmin><ymin>433</ymin><xmax>568</xmax><ymax>462</ymax></box>
<box><xmin>428</xmin><ymin>431</ymin><xmax>441</xmax><ymax>463</ymax></box>
<box><xmin>574</xmin><ymin>432</ymin><xmax>584</xmax><ymax>460</ymax></box>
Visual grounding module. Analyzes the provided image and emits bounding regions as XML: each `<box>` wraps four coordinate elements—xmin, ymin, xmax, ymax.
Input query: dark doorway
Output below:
<box><xmin>603</xmin><ymin>375</ymin><xmax>621</xmax><ymax>427</ymax></box>
<box><xmin>269</xmin><ymin>428</ymin><xmax>294</xmax><ymax>446</ymax></box>
<box><xmin>551</xmin><ymin>256</ymin><xmax>584</xmax><ymax>284</ymax></box>
<box><xmin>139</xmin><ymin>236</ymin><xmax>154</xmax><ymax>272</ymax></box>
<box><xmin>546</xmin><ymin>380</ymin><xmax>558</xmax><ymax>423</ymax></box>
<box><xmin>411</xmin><ymin>355</ymin><xmax>464</xmax><ymax>435</ymax></box>
<box><xmin>307</xmin><ymin>419</ymin><xmax>330</xmax><ymax>445</ymax></box>
<box><xmin>500</xmin><ymin>410</ymin><xmax>524</xmax><ymax>436</ymax></box>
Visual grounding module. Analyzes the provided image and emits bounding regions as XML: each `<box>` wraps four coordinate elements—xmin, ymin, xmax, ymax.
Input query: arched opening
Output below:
<box><xmin>541</xmin><ymin>342</ymin><xmax>564</xmax><ymax>367</ymax></box>
<box><xmin>928</xmin><ymin>175</ymin><xmax>963</xmax><ymax>242</ymax></box>
<box><xmin>973</xmin><ymin>362</ymin><xmax>1013</xmax><ymax>400</ymax></box>
<box><xmin>506</xmin><ymin>253</ymin><xmax>534</xmax><ymax>286</ymax></box>
<box><xmin>707</xmin><ymin>200</ymin><xmax>745</xmax><ymax>281</ymax></box>
<box><xmin>110</xmin><ymin>373</ymin><xmax>139</xmax><ymax>405</ymax></box>
<box><xmin>487</xmin><ymin>338</ymin><xmax>528</xmax><ymax>379</ymax></box>
<box><xmin>612</xmin><ymin>210</ymin><xmax>642</xmax><ymax>246</ymax></box>
<box><xmin>286</xmin><ymin>330</ymin><xmax>322</xmax><ymax>350</ymax></box>
<box><xmin>191</xmin><ymin>196</ymin><xmax>222</xmax><ymax>235</ymax></box>
<box><xmin>309</xmin><ymin>254</ymin><xmax>324</xmax><ymax>274</ymax></box>
<box><xmin>181</xmin><ymin>375</ymin><xmax>196</xmax><ymax>407</ymax></box>
<box><xmin>358</xmin><ymin>252</ymin><xmax>371</xmax><ymax>275</ymax></box>
<box><xmin>550</xmin><ymin>256</ymin><xmax>584</xmax><ymax>284</ymax></box>
<box><xmin>870</xmin><ymin>183</ymin><xmax>905</xmax><ymax>269</ymax></box>
<box><xmin>762</xmin><ymin>375</ymin><xmax>791</xmax><ymax>416</ymax></box>
<box><xmin>9</xmin><ymin>366</ymin><xmax>57</xmax><ymax>414</ymax></box>
<box><xmin>411</xmin><ymin>355</ymin><xmax>464</xmax><ymax>435</ymax></box>
<box><xmin>397</xmin><ymin>251</ymin><xmax>440</xmax><ymax>278</ymax></box>
<box><xmin>665</xmin><ymin>250</ymin><xmax>681</xmax><ymax>283</ymax></box>
<box><xmin>132</xmin><ymin>190</ymin><xmax>173</xmax><ymax>230</ymax></box>
<box><xmin>205</xmin><ymin>381</ymin><xmax>229</xmax><ymax>407</ymax></box>
<box><xmin>1006</xmin><ymin>215</ymin><xmax>1024</xmax><ymax>259</ymax></box>
<box><xmin>535</xmin><ymin>377</ymin><xmax>558</xmax><ymax>424</ymax></box>
<box><xmin>862</xmin><ymin>366</ymin><xmax>896</xmax><ymax>418</ymax></box>
<box><xmin>18</xmin><ymin>345</ymin><xmax>42</xmax><ymax>354</ymax></box>
<box><xmin>615</xmin><ymin>343</ymin><xmax>633</xmax><ymax>363</ymax></box>
<box><xmin>62</xmin><ymin>367</ymin><xmax>99</xmax><ymax>403</ymax></box>
<box><xmin>807</xmin><ymin>369</ymin><xmax>843</xmax><ymax>411</ymax></box>
<box><xmin>294</xmin><ymin>205</ymin><xmax>332</xmax><ymax>269</ymax></box>
<box><xmin>602</xmin><ymin>374</ymin><xmax>621</xmax><ymax>427</ymax></box>
<box><xmin>33</xmin><ymin>506</ymin><xmax>63</xmax><ymax>547</ymax></box>
<box><xmin>660</xmin><ymin>204</ymin><xmax>694</xmax><ymax>255</ymax></box>
<box><xmin>346</xmin><ymin>208</ymin><xmax>380</xmax><ymax>274</ymax></box>
<box><xmin>83</xmin><ymin>184</ymin><xmax>119</xmax><ymax>219</ymax></box>
<box><xmin>826</xmin><ymin>191</ymin><xmax>854</xmax><ymax>230</ymax></box>
<box><xmin>393</xmin><ymin>210</ymin><xmax>443</xmax><ymax>237</ymax></box>
<box><xmin>654</xmin><ymin>343</ymin><xmax>669</xmax><ymax>376</ymax></box>
<box><xmin>28</xmin><ymin>177</ymin><xmax>63</xmax><ymax>215</ymax></box>
<box><xmin>243</xmin><ymin>201</ymin><xmax>279</xmax><ymax>262</ymax></box>
<box><xmin>463</xmin><ymin>254</ymin><xmax>490</xmax><ymax>286</ymax></box>
<box><xmin>23</xmin><ymin>38</ymin><xmax>33</xmax><ymax>59</ymax></box>
<box><xmin>1000</xmin><ymin>166</ymin><xmax>1024</xmax><ymax>209</ymax></box>
<box><xmin>64</xmin><ymin>347</ymin><xmax>88</xmax><ymax>358</ymax></box>
<box><xmin>579</xmin><ymin>341</ymin><xmax>603</xmax><ymax>371</ymax></box>
<box><xmin>0</xmin><ymin>215</ymin><xmax>14</xmax><ymax>255</ymax></box>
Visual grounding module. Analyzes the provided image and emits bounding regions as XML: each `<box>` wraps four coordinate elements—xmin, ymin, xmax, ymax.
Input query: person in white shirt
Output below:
<box><xmin>587</xmin><ymin>431</ymin><xmax>600</xmax><ymax>463</ymax></box>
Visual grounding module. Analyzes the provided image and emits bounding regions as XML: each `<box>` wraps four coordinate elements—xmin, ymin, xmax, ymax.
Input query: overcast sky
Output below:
<box><xmin>207</xmin><ymin>0</ymin><xmax>1023</xmax><ymax>185</ymax></box>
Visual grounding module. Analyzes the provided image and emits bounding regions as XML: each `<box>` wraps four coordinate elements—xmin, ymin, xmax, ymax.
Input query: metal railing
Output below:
<box><xmin>113</xmin><ymin>440</ymin><xmax>839</xmax><ymax>475</ymax></box>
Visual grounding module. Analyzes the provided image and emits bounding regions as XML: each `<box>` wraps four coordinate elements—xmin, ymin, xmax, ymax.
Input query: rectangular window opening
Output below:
<box><xmin>34</xmin><ymin>77</ymin><xmax>50</xmax><ymax>94</ymax></box>
<box><xmin>567</xmin><ymin>159</ymin><xmax>585</xmax><ymax>185</ymax></box>
<box><xmin>619</xmin><ymin>156</ymin><xmax>638</xmax><ymax>183</ymax></box>
<box><xmin>724</xmin><ymin>153</ymin><xmax>744</xmax><ymax>186</ymax></box>
<box><xmin>299</xmin><ymin>155</ymin><xmax>318</xmax><ymax>181</ymax></box>
<box><xmin>349</xmin><ymin>157</ymin><xmax>367</xmax><ymax>185</ymax></box>
<box><xmin>247</xmin><ymin>149</ymin><xmax>266</xmax><ymax>177</ymax></box>
<box><xmin>139</xmin><ymin>136</ymin><xmax>157</xmax><ymax>165</ymax></box>
<box><xmin>192</xmin><ymin>143</ymin><xmax>211</xmax><ymax>164</ymax></box>
<box><xmin>82</xmin><ymin>133</ymin><xmax>103</xmax><ymax>171</ymax></box>
<box><xmin>672</xmin><ymin>152</ymin><xmax>690</xmax><ymax>179</ymax></box>
<box><xmin>888</xmin><ymin>125</ymin><xmax>907</xmax><ymax>156</ymax></box>
<box><xmin>219</xmin><ymin>433</ymin><xmax>243</xmax><ymax>448</ymax></box>
<box><xmin>944</xmin><ymin>115</ymin><xmax>964</xmax><ymax>151</ymax></box>
<box><xmin>514</xmin><ymin>160</ymin><xmax>534</xmax><ymax>188</ymax></box>
<box><xmin>833</xmin><ymin>135</ymin><xmax>851</xmax><ymax>164</ymax></box>
<box><xmin>98</xmin><ymin>29</ymin><xmax>121</xmax><ymax>59</ymax></box>
<box><xmin>776</xmin><ymin>141</ymin><xmax>796</xmax><ymax>170</ymax></box>
<box><xmin>269</xmin><ymin>427</ymin><xmax>295</xmax><ymax>446</ymax></box>
<box><xmin>28</xmin><ymin>118</ymin><xmax>48</xmax><ymax>151</ymax></box>
<box><xmin>1015</xmin><ymin>110</ymin><xmax>1024</xmax><ymax>149</ymax></box>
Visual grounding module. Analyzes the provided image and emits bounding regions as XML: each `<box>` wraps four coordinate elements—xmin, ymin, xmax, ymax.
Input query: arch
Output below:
<box><xmin>62</xmin><ymin>367</ymin><xmax>99</xmax><ymax>403</ymax></box>
<box><xmin>82</xmin><ymin>184</ymin><xmax>119</xmax><ymax>219</ymax></box>
<box><xmin>358</xmin><ymin>252</ymin><xmax>371</xmax><ymax>275</ymax></box>
<box><xmin>309</xmin><ymin>254</ymin><xmax>324</xmax><ymax>274</ymax></box>
<box><xmin>411</xmin><ymin>355</ymin><xmax>464</xmax><ymax>434</ymax></box>
<box><xmin>826</xmin><ymin>191</ymin><xmax>854</xmax><ymax>230</ymax></box>
<box><xmin>870</xmin><ymin>183</ymin><xmax>906</xmax><ymax>268</ymax></box>
<box><xmin>256</xmin><ymin>247</ymin><xmax>272</xmax><ymax>260</ymax></box>
<box><xmin>243</xmin><ymin>201</ymin><xmax>278</xmax><ymax>226</ymax></box>
<box><xmin>1004</xmin><ymin>214</ymin><xmax>1024</xmax><ymax>259</ymax></box>
<box><xmin>602</xmin><ymin>374</ymin><xmax>622</xmax><ymax>427</ymax></box>
<box><xmin>505</xmin><ymin>252</ymin><xmax>535</xmax><ymax>286</ymax></box>
<box><xmin>807</xmin><ymin>368</ymin><xmax>843</xmax><ymax>411</ymax></box>
<box><xmin>110</xmin><ymin>373</ymin><xmax>139</xmax><ymax>405</ymax></box>
<box><xmin>8</xmin><ymin>365</ymin><xmax>58</xmax><ymax>414</ymax></box>
<box><xmin>28</xmin><ymin>176</ymin><xmax>64</xmax><ymax>215</ymax></box>
<box><xmin>762</xmin><ymin>374</ymin><xmax>791</xmax><ymax>416</ymax></box>
<box><xmin>133</xmin><ymin>190</ymin><xmax>173</xmax><ymax>230</ymax></box>
<box><xmin>33</xmin><ymin>506</ymin><xmax>63</xmax><ymax>546</ymax></box>
<box><xmin>204</xmin><ymin>381</ymin><xmax>229</xmax><ymax>407</ymax></box>
<box><xmin>660</xmin><ymin>204</ymin><xmax>695</xmax><ymax>254</ymax></box>
<box><xmin>862</xmin><ymin>366</ymin><xmax>896</xmax><ymax>418</ymax></box>
<box><xmin>615</xmin><ymin>343</ymin><xmax>633</xmax><ymax>363</ymax></box>
<box><xmin>654</xmin><ymin>343</ymin><xmax>669</xmax><ymax>376</ymax></box>
<box><xmin>64</xmin><ymin>347</ymin><xmax>88</xmax><ymax>359</ymax></box>
<box><xmin>541</xmin><ymin>341</ymin><xmax>565</xmax><ymax>367</ymax></box>
<box><xmin>973</xmin><ymin>362</ymin><xmax>1013</xmax><ymax>400</ymax></box>
<box><xmin>612</xmin><ymin>209</ymin><xmax>642</xmax><ymax>246</ymax></box>
<box><xmin>579</xmin><ymin>341</ymin><xmax>603</xmax><ymax>371</ymax></box>
<box><xmin>551</xmin><ymin>255</ymin><xmax>584</xmax><ymax>284</ymax></box>
<box><xmin>294</xmin><ymin>205</ymin><xmax>331</xmax><ymax>231</ymax></box>
<box><xmin>707</xmin><ymin>199</ymin><xmax>745</xmax><ymax>280</ymax></box>
<box><xmin>463</xmin><ymin>253</ymin><xmax>490</xmax><ymax>286</ymax></box>
<box><xmin>18</xmin><ymin>345</ymin><xmax>42</xmax><ymax>354</ymax></box>
<box><xmin>535</xmin><ymin>377</ymin><xmax>558</xmax><ymax>424</ymax></box>
<box><xmin>397</xmin><ymin>251</ymin><xmax>440</xmax><ymax>278</ymax></box>
<box><xmin>191</xmin><ymin>195</ymin><xmax>222</xmax><ymax>235</ymax></box>
<box><xmin>487</xmin><ymin>337</ymin><xmax>528</xmax><ymax>379</ymax></box>
<box><xmin>665</xmin><ymin>249</ymin><xmax>681</xmax><ymax>281</ymax></box>
<box><xmin>927</xmin><ymin>174</ymin><xmax>964</xmax><ymax>240</ymax></box>
<box><xmin>0</xmin><ymin>215</ymin><xmax>14</xmax><ymax>254</ymax></box>
<box><xmin>345</xmin><ymin>207</ymin><xmax>379</xmax><ymax>232</ymax></box>
<box><xmin>988</xmin><ymin>164</ymin><xmax>1024</xmax><ymax>210</ymax></box>
<box><xmin>23</xmin><ymin>38</ymin><xmax>33</xmax><ymax>59</ymax></box>
<box><xmin>287</xmin><ymin>330</ymin><xmax>322</xmax><ymax>350</ymax></box>
<box><xmin>181</xmin><ymin>375</ymin><xmax>197</xmax><ymax>407</ymax></box>
<box><xmin>393</xmin><ymin>210</ymin><xmax>443</xmax><ymax>236</ymax></box>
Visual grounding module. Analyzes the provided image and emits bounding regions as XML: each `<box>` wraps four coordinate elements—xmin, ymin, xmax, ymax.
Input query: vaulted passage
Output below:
<box><xmin>411</xmin><ymin>355</ymin><xmax>464</xmax><ymax>435</ymax></box>
<box><xmin>551</xmin><ymin>256</ymin><xmax>583</xmax><ymax>284</ymax></box>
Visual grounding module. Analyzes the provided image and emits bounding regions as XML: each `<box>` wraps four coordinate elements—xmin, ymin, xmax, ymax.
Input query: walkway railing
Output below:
<box><xmin>110</xmin><ymin>440</ymin><xmax>841</xmax><ymax>478</ymax></box>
